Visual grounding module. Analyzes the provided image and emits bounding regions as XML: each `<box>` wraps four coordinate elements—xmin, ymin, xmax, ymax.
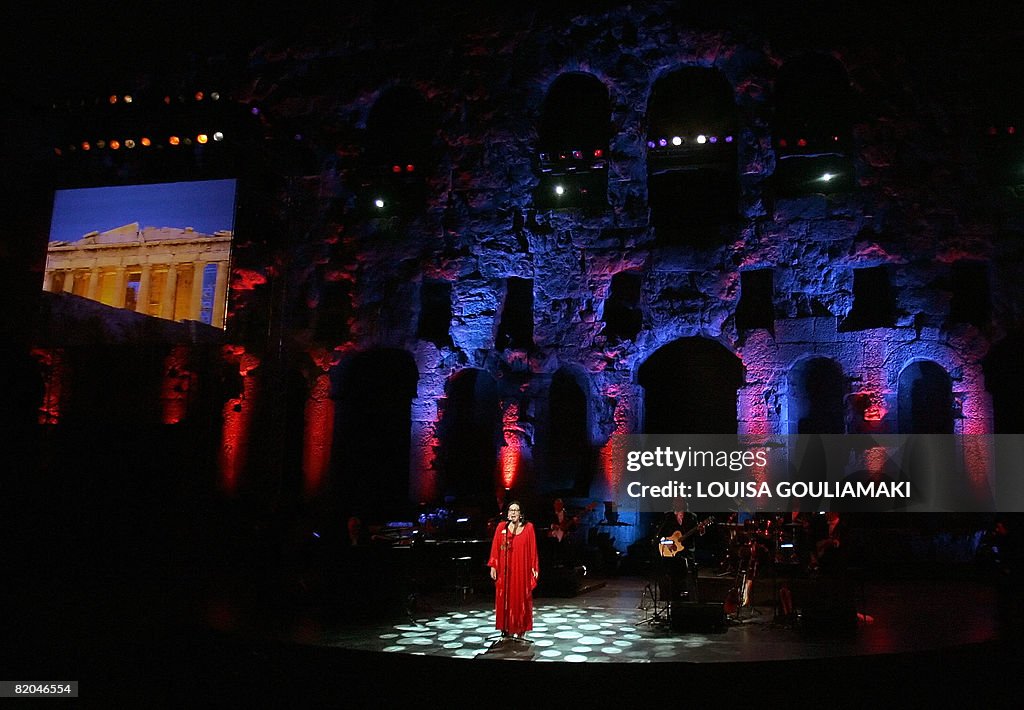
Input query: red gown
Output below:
<box><xmin>487</xmin><ymin>521</ymin><xmax>539</xmax><ymax>635</ymax></box>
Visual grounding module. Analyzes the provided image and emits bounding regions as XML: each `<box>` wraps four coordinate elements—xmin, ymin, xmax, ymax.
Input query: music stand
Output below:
<box><xmin>636</xmin><ymin>537</ymin><xmax>673</xmax><ymax>626</ymax></box>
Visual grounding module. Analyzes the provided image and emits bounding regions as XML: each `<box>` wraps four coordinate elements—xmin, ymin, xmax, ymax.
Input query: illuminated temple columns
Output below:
<box><xmin>43</xmin><ymin>224</ymin><xmax>231</xmax><ymax>327</ymax></box>
<box><xmin>138</xmin><ymin>265</ymin><xmax>153</xmax><ymax>314</ymax></box>
<box><xmin>159</xmin><ymin>264</ymin><xmax>178</xmax><ymax>320</ymax></box>
<box><xmin>112</xmin><ymin>266</ymin><xmax>128</xmax><ymax>308</ymax></box>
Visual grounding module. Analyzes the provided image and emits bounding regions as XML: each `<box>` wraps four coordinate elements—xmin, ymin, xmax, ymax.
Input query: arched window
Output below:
<box><xmin>788</xmin><ymin>357</ymin><xmax>846</xmax><ymax>434</ymax></box>
<box><xmin>646</xmin><ymin>67</ymin><xmax>738</xmax><ymax>244</ymax></box>
<box><xmin>638</xmin><ymin>337</ymin><xmax>744</xmax><ymax>434</ymax></box>
<box><xmin>535</xmin><ymin>73</ymin><xmax>610</xmax><ymax>209</ymax></box>
<box><xmin>772</xmin><ymin>54</ymin><xmax>854</xmax><ymax>195</ymax></box>
<box><xmin>435</xmin><ymin>368</ymin><xmax>502</xmax><ymax>505</ymax></box>
<box><xmin>331</xmin><ymin>349</ymin><xmax>418</xmax><ymax>516</ymax></box>
<box><xmin>358</xmin><ymin>86</ymin><xmax>434</xmax><ymax>215</ymax></box>
<box><xmin>546</xmin><ymin>367</ymin><xmax>594</xmax><ymax>495</ymax></box>
<box><xmin>898</xmin><ymin>360</ymin><xmax>953</xmax><ymax>434</ymax></box>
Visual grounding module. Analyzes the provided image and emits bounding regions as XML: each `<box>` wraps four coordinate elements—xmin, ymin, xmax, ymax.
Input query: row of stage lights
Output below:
<box><xmin>52</xmin><ymin>89</ymin><xmax>239</xmax><ymax>156</ymax></box>
<box><xmin>647</xmin><ymin>134</ymin><xmax>734</xmax><ymax>149</ymax></box>
<box><xmin>55</xmin><ymin>132</ymin><xmax>226</xmax><ymax>156</ymax></box>
<box><xmin>776</xmin><ymin>135</ymin><xmax>842</xmax><ymax>149</ymax></box>
<box><xmin>537</xmin><ymin>148</ymin><xmax>606</xmax><ymax>173</ymax></box>
<box><xmin>53</xmin><ymin>90</ymin><xmax>225</xmax><ymax>110</ymax></box>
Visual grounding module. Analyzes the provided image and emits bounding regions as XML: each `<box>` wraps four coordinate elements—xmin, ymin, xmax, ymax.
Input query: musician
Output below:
<box><xmin>656</xmin><ymin>500</ymin><xmax>701</xmax><ymax>601</ymax></box>
<box><xmin>488</xmin><ymin>501</ymin><xmax>539</xmax><ymax>640</ymax></box>
<box><xmin>545</xmin><ymin>497</ymin><xmax>579</xmax><ymax>566</ymax></box>
<box><xmin>548</xmin><ymin>498</ymin><xmax>578</xmax><ymax>542</ymax></box>
<box><xmin>345</xmin><ymin>515</ymin><xmax>369</xmax><ymax>546</ymax></box>
<box><xmin>809</xmin><ymin>511</ymin><xmax>846</xmax><ymax>573</ymax></box>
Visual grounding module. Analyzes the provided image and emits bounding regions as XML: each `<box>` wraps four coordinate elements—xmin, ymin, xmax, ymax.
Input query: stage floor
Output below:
<box><xmin>6</xmin><ymin>568</ymin><xmax>1020</xmax><ymax>704</ymax></box>
<box><xmin>205</xmin><ymin>573</ymin><xmax>1004</xmax><ymax>664</ymax></box>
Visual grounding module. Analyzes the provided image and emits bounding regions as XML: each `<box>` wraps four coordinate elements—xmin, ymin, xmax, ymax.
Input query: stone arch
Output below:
<box><xmin>434</xmin><ymin>367</ymin><xmax>502</xmax><ymax>506</ymax></box>
<box><xmin>331</xmin><ymin>348</ymin><xmax>418</xmax><ymax>516</ymax></box>
<box><xmin>535</xmin><ymin>72</ymin><xmax>610</xmax><ymax>208</ymax></box>
<box><xmin>638</xmin><ymin>337</ymin><xmax>744</xmax><ymax>434</ymax></box>
<box><xmin>544</xmin><ymin>365</ymin><xmax>596</xmax><ymax>495</ymax></box>
<box><xmin>787</xmin><ymin>356</ymin><xmax>847</xmax><ymax>434</ymax></box>
<box><xmin>646</xmin><ymin>66</ymin><xmax>738</xmax><ymax>243</ymax></box>
<box><xmin>898</xmin><ymin>359</ymin><xmax>954</xmax><ymax>434</ymax></box>
<box><xmin>772</xmin><ymin>53</ymin><xmax>855</xmax><ymax>194</ymax></box>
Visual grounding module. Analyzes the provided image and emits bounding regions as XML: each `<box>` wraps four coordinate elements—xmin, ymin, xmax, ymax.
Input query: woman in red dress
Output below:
<box><xmin>488</xmin><ymin>501</ymin><xmax>539</xmax><ymax>639</ymax></box>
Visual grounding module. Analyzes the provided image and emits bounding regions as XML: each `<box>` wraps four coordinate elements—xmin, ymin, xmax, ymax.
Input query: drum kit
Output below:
<box><xmin>721</xmin><ymin>515</ymin><xmax>808</xmax><ymax>572</ymax></box>
<box><xmin>720</xmin><ymin>515</ymin><xmax>808</xmax><ymax>615</ymax></box>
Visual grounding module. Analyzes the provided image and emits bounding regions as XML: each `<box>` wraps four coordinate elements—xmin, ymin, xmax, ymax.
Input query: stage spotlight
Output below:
<box><xmin>212</xmin><ymin>132</ymin><xmax>224</xmax><ymax>142</ymax></box>
<box><xmin>169</xmin><ymin>135</ymin><xmax>180</xmax><ymax>146</ymax></box>
<box><xmin>392</xmin><ymin>165</ymin><xmax>402</xmax><ymax>173</ymax></box>
<box><xmin>109</xmin><ymin>140</ymin><xmax>120</xmax><ymax>150</ymax></box>
<box><xmin>196</xmin><ymin>133</ymin><xmax>208</xmax><ymax>144</ymax></box>
<box><xmin>81</xmin><ymin>141</ymin><xmax>91</xmax><ymax>151</ymax></box>
<box><xmin>124</xmin><ymin>95</ymin><xmax>133</xmax><ymax>104</ymax></box>
<box><xmin>696</xmin><ymin>134</ymin><xmax>707</xmax><ymax>144</ymax></box>
<box><xmin>374</xmin><ymin>198</ymin><xmax>386</xmax><ymax>209</ymax></box>
<box><xmin>125</xmin><ymin>139</ymin><xmax>136</xmax><ymax>149</ymax></box>
<box><xmin>406</xmin><ymin>164</ymin><xmax>415</xmax><ymax>172</ymax></box>
<box><xmin>140</xmin><ymin>137</ymin><xmax>152</xmax><ymax>147</ymax></box>
<box><xmin>672</xmin><ymin>136</ymin><xmax>682</xmax><ymax>146</ymax></box>
<box><xmin>819</xmin><ymin>172</ymin><xmax>836</xmax><ymax>182</ymax></box>
<box><xmin>554</xmin><ymin>184</ymin><xmax>565</xmax><ymax>196</ymax></box>
<box><xmin>658</xmin><ymin>138</ymin><xmax>668</xmax><ymax>147</ymax></box>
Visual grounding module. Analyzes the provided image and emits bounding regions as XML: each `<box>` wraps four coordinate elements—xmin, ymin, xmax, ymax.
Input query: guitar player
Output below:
<box><xmin>656</xmin><ymin>500</ymin><xmax>705</xmax><ymax>603</ymax></box>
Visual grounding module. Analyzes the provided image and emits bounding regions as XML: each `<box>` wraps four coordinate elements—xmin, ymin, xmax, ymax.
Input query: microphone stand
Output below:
<box><xmin>504</xmin><ymin>523</ymin><xmax>513</xmax><ymax>640</ymax></box>
<box><xmin>488</xmin><ymin>518</ymin><xmax>514</xmax><ymax>650</ymax></box>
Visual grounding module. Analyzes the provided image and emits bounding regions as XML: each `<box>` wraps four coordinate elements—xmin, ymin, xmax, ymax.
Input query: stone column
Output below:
<box><xmin>160</xmin><ymin>264</ymin><xmax>178</xmax><ymax>320</ymax></box>
<box><xmin>112</xmin><ymin>266</ymin><xmax>128</xmax><ymax>308</ymax></box>
<box><xmin>212</xmin><ymin>261</ymin><xmax>228</xmax><ymax>328</ymax></box>
<box><xmin>86</xmin><ymin>268</ymin><xmax>100</xmax><ymax>301</ymax></box>
<box><xmin>138</xmin><ymin>265</ymin><xmax>153</xmax><ymax>315</ymax></box>
<box><xmin>43</xmin><ymin>271</ymin><xmax>55</xmax><ymax>292</ymax></box>
<box><xmin>190</xmin><ymin>260</ymin><xmax>206</xmax><ymax>321</ymax></box>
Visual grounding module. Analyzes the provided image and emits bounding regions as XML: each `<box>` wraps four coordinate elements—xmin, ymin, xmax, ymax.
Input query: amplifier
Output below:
<box><xmin>670</xmin><ymin>601</ymin><xmax>726</xmax><ymax>633</ymax></box>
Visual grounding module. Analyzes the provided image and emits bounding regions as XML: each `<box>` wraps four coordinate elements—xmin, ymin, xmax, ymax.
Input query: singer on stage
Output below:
<box><xmin>488</xmin><ymin>501</ymin><xmax>539</xmax><ymax>639</ymax></box>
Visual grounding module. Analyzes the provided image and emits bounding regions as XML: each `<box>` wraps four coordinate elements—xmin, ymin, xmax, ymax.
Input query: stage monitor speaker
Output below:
<box><xmin>670</xmin><ymin>601</ymin><xmax>726</xmax><ymax>633</ymax></box>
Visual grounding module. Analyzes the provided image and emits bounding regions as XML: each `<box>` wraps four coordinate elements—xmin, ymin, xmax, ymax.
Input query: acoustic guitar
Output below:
<box><xmin>658</xmin><ymin>517</ymin><xmax>714</xmax><ymax>558</ymax></box>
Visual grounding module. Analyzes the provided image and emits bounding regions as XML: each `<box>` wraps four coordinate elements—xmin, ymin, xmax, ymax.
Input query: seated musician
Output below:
<box><xmin>657</xmin><ymin>500</ymin><xmax>702</xmax><ymax>601</ymax></box>
<box><xmin>548</xmin><ymin>498</ymin><xmax>578</xmax><ymax>543</ymax></box>
<box><xmin>809</xmin><ymin>511</ymin><xmax>846</xmax><ymax>573</ymax></box>
<box><xmin>544</xmin><ymin>498</ymin><xmax>580</xmax><ymax>566</ymax></box>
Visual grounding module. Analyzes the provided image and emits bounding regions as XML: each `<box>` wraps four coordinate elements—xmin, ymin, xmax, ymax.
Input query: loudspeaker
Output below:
<box><xmin>670</xmin><ymin>601</ymin><xmax>726</xmax><ymax>633</ymax></box>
